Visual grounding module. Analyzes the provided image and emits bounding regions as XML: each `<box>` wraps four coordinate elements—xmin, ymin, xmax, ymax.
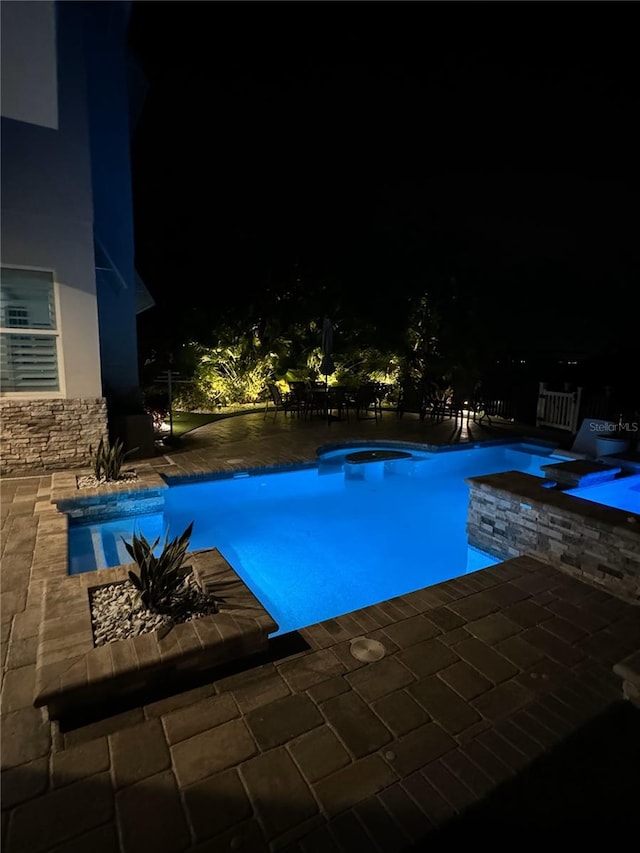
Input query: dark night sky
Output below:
<box><xmin>128</xmin><ymin>0</ymin><xmax>639</xmax><ymax>363</ymax></box>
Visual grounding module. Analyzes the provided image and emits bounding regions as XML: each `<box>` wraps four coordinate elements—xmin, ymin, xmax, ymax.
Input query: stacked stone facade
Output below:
<box><xmin>0</xmin><ymin>398</ymin><xmax>107</xmax><ymax>475</ymax></box>
<box><xmin>466</xmin><ymin>471</ymin><xmax>640</xmax><ymax>603</ymax></box>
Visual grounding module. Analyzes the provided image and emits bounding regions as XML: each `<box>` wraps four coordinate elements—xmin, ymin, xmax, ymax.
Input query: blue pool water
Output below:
<box><xmin>69</xmin><ymin>440</ymin><xmax>566</xmax><ymax>635</ymax></box>
<box><xmin>565</xmin><ymin>473</ymin><xmax>640</xmax><ymax>515</ymax></box>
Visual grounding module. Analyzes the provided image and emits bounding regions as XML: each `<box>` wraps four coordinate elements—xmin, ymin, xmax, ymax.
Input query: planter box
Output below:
<box><xmin>34</xmin><ymin>548</ymin><xmax>278</xmax><ymax>720</ymax></box>
<box><xmin>51</xmin><ymin>466</ymin><xmax>168</xmax><ymax>521</ymax></box>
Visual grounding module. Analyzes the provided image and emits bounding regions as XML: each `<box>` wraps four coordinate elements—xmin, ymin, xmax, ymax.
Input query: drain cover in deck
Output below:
<box><xmin>350</xmin><ymin>637</ymin><xmax>386</xmax><ymax>662</ymax></box>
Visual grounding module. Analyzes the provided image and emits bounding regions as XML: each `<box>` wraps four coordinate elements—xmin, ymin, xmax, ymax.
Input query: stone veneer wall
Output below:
<box><xmin>0</xmin><ymin>398</ymin><xmax>107</xmax><ymax>475</ymax></box>
<box><xmin>54</xmin><ymin>486</ymin><xmax>166</xmax><ymax>522</ymax></box>
<box><xmin>467</xmin><ymin>471</ymin><xmax>640</xmax><ymax>603</ymax></box>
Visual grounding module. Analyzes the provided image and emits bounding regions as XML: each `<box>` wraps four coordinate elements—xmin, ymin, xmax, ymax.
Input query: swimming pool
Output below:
<box><xmin>68</xmin><ymin>440</ymin><xmax>566</xmax><ymax>635</ymax></box>
<box><xmin>565</xmin><ymin>473</ymin><xmax>640</xmax><ymax>515</ymax></box>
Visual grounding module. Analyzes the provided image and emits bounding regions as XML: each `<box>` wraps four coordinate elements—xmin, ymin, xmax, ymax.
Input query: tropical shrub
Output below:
<box><xmin>89</xmin><ymin>437</ymin><xmax>136</xmax><ymax>482</ymax></box>
<box><xmin>124</xmin><ymin>521</ymin><xmax>195</xmax><ymax>613</ymax></box>
<box><xmin>188</xmin><ymin>333</ymin><xmax>280</xmax><ymax>408</ymax></box>
<box><xmin>171</xmin><ymin>382</ymin><xmax>216</xmax><ymax>414</ymax></box>
<box><xmin>337</xmin><ymin>347</ymin><xmax>400</xmax><ymax>385</ymax></box>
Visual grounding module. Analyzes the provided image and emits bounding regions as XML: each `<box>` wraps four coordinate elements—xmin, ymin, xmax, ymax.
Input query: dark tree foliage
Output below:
<box><xmin>130</xmin><ymin>1</ymin><xmax>639</xmax><ymax>396</ymax></box>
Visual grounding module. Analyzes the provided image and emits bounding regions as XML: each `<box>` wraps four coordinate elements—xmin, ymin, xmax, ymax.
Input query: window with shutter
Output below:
<box><xmin>0</xmin><ymin>268</ymin><xmax>61</xmax><ymax>393</ymax></box>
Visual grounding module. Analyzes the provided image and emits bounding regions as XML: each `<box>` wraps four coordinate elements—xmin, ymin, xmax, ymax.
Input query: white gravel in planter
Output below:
<box><xmin>90</xmin><ymin>571</ymin><xmax>220</xmax><ymax>646</ymax></box>
<box><xmin>77</xmin><ymin>470</ymin><xmax>139</xmax><ymax>489</ymax></box>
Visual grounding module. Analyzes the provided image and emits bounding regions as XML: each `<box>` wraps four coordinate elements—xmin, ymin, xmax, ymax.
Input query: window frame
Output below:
<box><xmin>0</xmin><ymin>264</ymin><xmax>66</xmax><ymax>398</ymax></box>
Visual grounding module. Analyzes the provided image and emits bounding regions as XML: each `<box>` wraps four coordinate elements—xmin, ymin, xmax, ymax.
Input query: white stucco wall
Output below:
<box><xmin>0</xmin><ymin>0</ymin><xmax>59</xmax><ymax>129</ymax></box>
<box><xmin>1</xmin><ymin>216</ymin><xmax>102</xmax><ymax>399</ymax></box>
<box><xmin>0</xmin><ymin>1</ymin><xmax>103</xmax><ymax>399</ymax></box>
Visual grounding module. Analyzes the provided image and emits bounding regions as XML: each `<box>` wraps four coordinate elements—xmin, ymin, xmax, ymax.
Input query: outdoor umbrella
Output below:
<box><xmin>320</xmin><ymin>317</ymin><xmax>335</xmax><ymax>424</ymax></box>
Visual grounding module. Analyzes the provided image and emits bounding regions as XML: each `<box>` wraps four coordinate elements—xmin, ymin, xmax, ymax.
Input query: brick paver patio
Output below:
<box><xmin>1</xmin><ymin>412</ymin><xmax>639</xmax><ymax>852</ymax></box>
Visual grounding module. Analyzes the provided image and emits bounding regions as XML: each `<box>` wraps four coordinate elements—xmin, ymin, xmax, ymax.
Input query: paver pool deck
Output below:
<box><xmin>1</xmin><ymin>412</ymin><xmax>639</xmax><ymax>852</ymax></box>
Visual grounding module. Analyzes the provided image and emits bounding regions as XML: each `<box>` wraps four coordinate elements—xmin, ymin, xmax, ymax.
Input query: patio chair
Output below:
<box><xmin>288</xmin><ymin>381</ymin><xmax>312</xmax><ymax>419</ymax></box>
<box><xmin>472</xmin><ymin>381</ymin><xmax>494</xmax><ymax>425</ymax></box>
<box><xmin>264</xmin><ymin>383</ymin><xmax>299</xmax><ymax>418</ymax></box>
<box><xmin>397</xmin><ymin>381</ymin><xmax>428</xmax><ymax>421</ymax></box>
<box><xmin>436</xmin><ymin>377</ymin><xmax>482</xmax><ymax>425</ymax></box>
<box><xmin>423</xmin><ymin>385</ymin><xmax>454</xmax><ymax>423</ymax></box>
<box><xmin>349</xmin><ymin>384</ymin><xmax>379</xmax><ymax>421</ymax></box>
<box><xmin>327</xmin><ymin>385</ymin><xmax>350</xmax><ymax>421</ymax></box>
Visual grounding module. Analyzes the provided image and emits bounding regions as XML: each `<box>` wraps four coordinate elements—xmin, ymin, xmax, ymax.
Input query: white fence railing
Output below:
<box><xmin>536</xmin><ymin>382</ymin><xmax>582</xmax><ymax>433</ymax></box>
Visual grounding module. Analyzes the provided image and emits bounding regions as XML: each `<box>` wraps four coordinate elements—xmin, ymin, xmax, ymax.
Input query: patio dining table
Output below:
<box><xmin>308</xmin><ymin>385</ymin><xmax>348</xmax><ymax>422</ymax></box>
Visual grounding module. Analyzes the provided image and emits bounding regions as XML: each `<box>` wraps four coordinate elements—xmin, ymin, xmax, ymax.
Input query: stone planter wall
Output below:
<box><xmin>0</xmin><ymin>397</ymin><xmax>107</xmax><ymax>475</ymax></box>
<box><xmin>466</xmin><ymin>471</ymin><xmax>640</xmax><ymax>603</ymax></box>
<box><xmin>51</xmin><ymin>467</ymin><xmax>168</xmax><ymax>522</ymax></box>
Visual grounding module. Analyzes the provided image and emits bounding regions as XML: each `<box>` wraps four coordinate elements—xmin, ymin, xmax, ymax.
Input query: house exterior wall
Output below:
<box><xmin>0</xmin><ymin>0</ymin><xmax>59</xmax><ymax>129</ymax></box>
<box><xmin>0</xmin><ymin>1</ymin><xmax>149</xmax><ymax>473</ymax></box>
<box><xmin>1</xmin><ymin>0</ymin><xmax>103</xmax><ymax>400</ymax></box>
<box><xmin>84</xmin><ymin>0</ymin><xmax>140</xmax><ymax>403</ymax></box>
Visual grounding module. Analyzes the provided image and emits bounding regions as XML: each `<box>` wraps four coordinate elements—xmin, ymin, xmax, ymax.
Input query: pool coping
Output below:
<box><xmin>48</xmin><ymin>436</ymin><xmax>562</xmax><ymax>503</ymax></box>
<box><xmin>65</xmin><ymin>436</ymin><xmax>563</xmax><ymax>490</ymax></box>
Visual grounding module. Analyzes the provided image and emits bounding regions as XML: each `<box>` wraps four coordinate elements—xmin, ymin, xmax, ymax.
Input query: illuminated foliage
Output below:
<box><xmin>185</xmin><ymin>327</ymin><xmax>281</xmax><ymax>408</ymax></box>
<box><xmin>146</xmin><ymin>285</ymin><xmax>453</xmax><ymax>413</ymax></box>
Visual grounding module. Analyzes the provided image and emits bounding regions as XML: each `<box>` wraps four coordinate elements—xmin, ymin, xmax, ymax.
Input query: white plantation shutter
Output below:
<box><xmin>0</xmin><ymin>268</ymin><xmax>60</xmax><ymax>393</ymax></box>
<box><xmin>0</xmin><ymin>334</ymin><xmax>59</xmax><ymax>390</ymax></box>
